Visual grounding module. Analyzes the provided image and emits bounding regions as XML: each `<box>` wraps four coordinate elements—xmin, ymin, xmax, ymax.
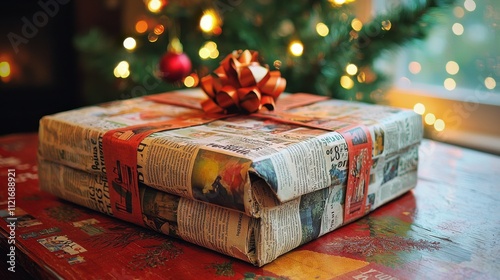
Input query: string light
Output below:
<box><xmin>346</xmin><ymin>64</ymin><xmax>358</xmax><ymax>75</ymax></box>
<box><xmin>434</xmin><ymin>119</ymin><xmax>445</xmax><ymax>131</ymax></box>
<box><xmin>289</xmin><ymin>40</ymin><xmax>304</xmax><ymax>56</ymax></box>
<box><xmin>123</xmin><ymin>37</ymin><xmax>137</xmax><ymax>51</ymax></box>
<box><xmin>153</xmin><ymin>24</ymin><xmax>164</xmax><ymax>35</ymax></box>
<box><xmin>135</xmin><ymin>20</ymin><xmax>148</xmax><ymax>34</ymax></box>
<box><xmin>424</xmin><ymin>113</ymin><xmax>436</xmax><ymax>125</ymax></box>
<box><xmin>113</xmin><ymin>61</ymin><xmax>130</xmax><ymax>78</ymax></box>
<box><xmin>408</xmin><ymin>61</ymin><xmax>421</xmax><ymax>74</ymax></box>
<box><xmin>340</xmin><ymin>75</ymin><xmax>354</xmax><ymax>89</ymax></box>
<box><xmin>464</xmin><ymin>0</ymin><xmax>476</xmax><ymax>12</ymax></box>
<box><xmin>200</xmin><ymin>10</ymin><xmax>220</xmax><ymax>33</ymax></box>
<box><xmin>381</xmin><ymin>20</ymin><xmax>391</xmax><ymax>31</ymax></box>
<box><xmin>453</xmin><ymin>6</ymin><xmax>465</xmax><ymax>18</ymax></box>
<box><xmin>148</xmin><ymin>33</ymin><xmax>158</xmax><ymax>42</ymax></box>
<box><xmin>184</xmin><ymin>74</ymin><xmax>198</xmax><ymax>87</ymax></box>
<box><xmin>351</xmin><ymin>18</ymin><xmax>363</xmax><ymax>31</ymax></box>
<box><xmin>484</xmin><ymin>77</ymin><xmax>496</xmax><ymax>90</ymax></box>
<box><xmin>444</xmin><ymin>78</ymin><xmax>456</xmax><ymax>91</ymax></box>
<box><xmin>199</xmin><ymin>41</ymin><xmax>219</xmax><ymax>60</ymax></box>
<box><xmin>316</xmin><ymin>22</ymin><xmax>329</xmax><ymax>37</ymax></box>
<box><xmin>452</xmin><ymin>23</ymin><xmax>464</xmax><ymax>35</ymax></box>
<box><xmin>330</xmin><ymin>0</ymin><xmax>346</xmax><ymax>5</ymax></box>
<box><xmin>413</xmin><ymin>103</ymin><xmax>425</xmax><ymax>115</ymax></box>
<box><xmin>147</xmin><ymin>0</ymin><xmax>163</xmax><ymax>13</ymax></box>
<box><xmin>415</xmin><ymin>103</ymin><xmax>446</xmax><ymax>131</ymax></box>
<box><xmin>0</xmin><ymin>61</ymin><xmax>11</xmax><ymax>78</ymax></box>
<box><xmin>446</xmin><ymin>61</ymin><xmax>459</xmax><ymax>75</ymax></box>
<box><xmin>357</xmin><ymin>72</ymin><xmax>366</xmax><ymax>83</ymax></box>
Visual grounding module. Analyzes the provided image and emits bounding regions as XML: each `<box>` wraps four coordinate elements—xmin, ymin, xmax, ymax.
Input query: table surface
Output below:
<box><xmin>0</xmin><ymin>133</ymin><xmax>499</xmax><ymax>280</ymax></box>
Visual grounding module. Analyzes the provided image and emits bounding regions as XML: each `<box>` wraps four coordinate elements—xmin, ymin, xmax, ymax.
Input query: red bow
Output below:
<box><xmin>200</xmin><ymin>50</ymin><xmax>286</xmax><ymax>114</ymax></box>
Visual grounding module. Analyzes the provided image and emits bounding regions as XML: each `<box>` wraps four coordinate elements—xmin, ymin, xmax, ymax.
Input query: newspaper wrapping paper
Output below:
<box><xmin>38</xmin><ymin>141</ymin><xmax>419</xmax><ymax>266</ymax></box>
<box><xmin>38</xmin><ymin>89</ymin><xmax>422</xmax><ymax>217</ymax></box>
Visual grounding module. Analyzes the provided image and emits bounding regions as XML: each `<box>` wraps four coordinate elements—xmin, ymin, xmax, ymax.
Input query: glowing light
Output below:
<box><xmin>340</xmin><ymin>75</ymin><xmax>354</xmax><ymax>89</ymax></box>
<box><xmin>273</xmin><ymin>60</ymin><xmax>282</xmax><ymax>69</ymax></box>
<box><xmin>184</xmin><ymin>75</ymin><xmax>195</xmax><ymax>87</ymax></box>
<box><xmin>434</xmin><ymin>119</ymin><xmax>445</xmax><ymax>131</ymax></box>
<box><xmin>346</xmin><ymin>64</ymin><xmax>358</xmax><ymax>75</ymax></box>
<box><xmin>408</xmin><ymin>61</ymin><xmax>421</xmax><ymax>74</ymax></box>
<box><xmin>113</xmin><ymin>61</ymin><xmax>130</xmax><ymax>78</ymax></box>
<box><xmin>381</xmin><ymin>20</ymin><xmax>391</xmax><ymax>31</ymax></box>
<box><xmin>357</xmin><ymin>72</ymin><xmax>366</xmax><ymax>83</ymax></box>
<box><xmin>135</xmin><ymin>20</ymin><xmax>148</xmax><ymax>34</ymax></box>
<box><xmin>316</xmin><ymin>22</ymin><xmax>329</xmax><ymax>37</ymax></box>
<box><xmin>444</xmin><ymin>78</ymin><xmax>456</xmax><ymax>91</ymax></box>
<box><xmin>485</xmin><ymin>77</ymin><xmax>496</xmax><ymax>90</ymax></box>
<box><xmin>453</xmin><ymin>6</ymin><xmax>465</xmax><ymax>18</ymax></box>
<box><xmin>153</xmin><ymin>24</ymin><xmax>164</xmax><ymax>35</ymax></box>
<box><xmin>289</xmin><ymin>41</ymin><xmax>304</xmax><ymax>56</ymax></box>
<box><xmin>424</xmin><ymin>113</ymin><xmax>436</xmax><ymax>125</ymax></box>
<box><xmin>205</xmin><ymin>41</ymin><xmax>217</xmax><ymax>51</ymax></box>
<box><xmin>148</xmin><ymin>33</ymin><xmax>158</xmax><ymax>42</ymax></box>
<box><xmin>452</xmin><ymin>23</ymin><xmax>464</xmax><ymax>35</ymax></box>
<box><xmin>446</xmin><ymin>61</ymin><xmax>460</xmax><ymax>75</ymax></box>
<box><xmin>199</xmin><ymin>41</ymin><xmax>219</xmax><ymax>60</ymax></box>
<box><xmin>123</xmin><ymin>37</ymin><xmax>137</xmax><ymax>51</ymax></box>
<box><xmin>147</xmin><ymin>0</ymin><xmax>163</xmax><ymax>13</ymax></box>
<box><xmin>0</xmin><ymin>61</ymin><xmax>11</xmax><ymax>78</ymax></box>
<box><xmin>199</xmin><ymin>48</ymin><xmax>210</xmax><ymax>59</ymax></box>
<box><xmin>464</xmin><ymin>0</ymin><xmax>476</xmax><ymax>12</ymax></box>
<box><xmin>331</xmin><ymin>0</ymin><xmax>346</xmax><ymax>5</ymax></box>
<box><xmin>209</xmin><ymin>49</ymin><xmax>219</xmax><ymax>59</ymax></box>
<box><xmin>351</xmin><ymin>18</ymin><xmax>363</xmax><ymax>31</ymax></box>
<box><xmin>413</xmin><ymin>103</ymin><xmax>426</xmax><ymax>115</ymax></box>
<box><xmin>200</xmin><ymin>10</ymin><xmax>219</xmax><ymax>33</ymax></box>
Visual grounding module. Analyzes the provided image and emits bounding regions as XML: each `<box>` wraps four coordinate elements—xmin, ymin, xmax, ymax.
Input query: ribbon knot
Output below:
<box><xmin>200</xmin><ymin>50</ymin><xmax>286</xmax><ymax>114</ymax></box>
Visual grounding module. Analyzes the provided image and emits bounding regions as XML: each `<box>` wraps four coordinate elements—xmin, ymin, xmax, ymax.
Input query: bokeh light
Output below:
<box><xmin>452</xmin><ymin>23</ymin><xmax>464</xmax><ymax>35</ymax></box>
<box><xmin>464</xmin><ymin>0</ymin><xmax>476</xmax><ymax>12</ymax></box>
<box><xmin>200</xmin><ymin>10</ymin><xmax>219</xmax><ymax>33</ymax></box>
<box><xmin>444</xmin><ymin>78</ymin><xmax>456</xmax><ymax>91</ymax></box>
<box><xmin>453</xmin><ymin>6</ymin><xmax>465</xmax><ymax>18</ymax></box>
<box><xmin>425</xmin><ymin>113</ymin><xmax>436</xmax><ymax>125</ymax></box>
<box><xmin>147</xmin><ymin>0</ymin><xmax>163</xmax><ymax>13</ymax></box>
<box><xmin>434</xmin><ymin>119</ymin><xmax>445</xmax><ymax>131</ymax></box>
<box><xmin>408</xmin><ymin>61</ymin><xmax>421</xmax><ymax>74</ymax></box>
<box><xmin>123</xmin><ymin>37</ymin><xmax>137</xmax><ymax>51</ymax></box>
<box><xmin>316</xmin><ymin>22</ymin><xmax>329</xmax><ymax>37</ymax></box>
<box><xmin>484</xmin><ymin>77</ymin><xmax>496</xmax><ymax>90</ymax></box>
<box><xmin>351</xmin><ymin>18</ymin><xmax>363</xmax><ymax>31</ymax></box>
<box><xmin>135</xmin><ymin>20</ymin><xmax>148</xmax><ymax>34</ymax></box>
<box><xmin>446</xmin><ymin>61</ymin><xmax>459</xmax><ymax>75</ymax></box>
<box><xmin>346</xmin><ymin>64</ymin><xmax>358</xmax><ymax>75</ymax></box>
<box><xmin>114</xmin><ymin>61</ymin><xmax>130</xmax><ymax>78</ymax></box>
<box><xmin>340</xmin><ymin>75</ymin><xmax>354</xmax><ymax>89</ymax></box>
<box><xmin>0</xmin><ymin>61</ymin><xmax>11</xmax><ymax>78</ymax></box>
<box><xmin>413</xmin><ymin>103</ymin><xmax>426</xmax><ymax>115</ymax></box>
<box><xmin>289</xmin><ymin>40</ymin><xmax>304</xmax><ymax>56</ymax></box>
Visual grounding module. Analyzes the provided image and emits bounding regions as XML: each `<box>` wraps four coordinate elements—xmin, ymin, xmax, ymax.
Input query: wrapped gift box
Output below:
<box><xmin>38</xmin><ymin>89</ymin><xmax>422</xmax><ymax>266</ymax></box>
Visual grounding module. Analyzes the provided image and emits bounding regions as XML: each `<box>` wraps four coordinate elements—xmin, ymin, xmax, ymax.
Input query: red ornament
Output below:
<box><xmin>158</xmin><ymin>51</ymin><xmax>192</xmax><ymax>83</ymax></box>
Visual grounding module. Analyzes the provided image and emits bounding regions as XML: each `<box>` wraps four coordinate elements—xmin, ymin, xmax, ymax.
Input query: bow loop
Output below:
<box><xmin>200</xmin><ymin>50</ymin><xmax>286</xmax><ymax>114</ymax></box>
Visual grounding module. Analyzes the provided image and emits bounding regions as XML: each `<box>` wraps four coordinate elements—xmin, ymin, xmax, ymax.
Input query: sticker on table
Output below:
<box><xmin>37</xmin><ymin>235</ymin><xmax>87</xmax><ymax>255</ymax></box>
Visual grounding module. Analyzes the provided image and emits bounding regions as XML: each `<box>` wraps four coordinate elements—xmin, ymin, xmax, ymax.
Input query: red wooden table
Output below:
<box><xmin>1</xmin><ymin>133</ymin><xmax>499</xmax><ymax>279</ymax></box>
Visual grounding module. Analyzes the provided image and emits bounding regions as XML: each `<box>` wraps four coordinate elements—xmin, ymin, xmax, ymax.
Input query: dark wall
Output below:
<box><xmin>0</xmin><ymin>0</ymin><xmax>81</xmax><ymax>135</ymax></box>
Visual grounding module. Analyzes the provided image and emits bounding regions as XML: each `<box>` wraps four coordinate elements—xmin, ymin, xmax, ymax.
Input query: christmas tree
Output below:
<box><xmin>75</xmin><ymin>0</ymin><xmax>456</xmax><ymax>105</ymax></box>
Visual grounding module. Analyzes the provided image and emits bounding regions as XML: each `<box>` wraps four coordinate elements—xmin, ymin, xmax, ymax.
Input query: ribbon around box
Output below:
<box><xmin>200</xmin><ymin>50</ymin><xmax>286</xmax><ymax>114</ymax></box>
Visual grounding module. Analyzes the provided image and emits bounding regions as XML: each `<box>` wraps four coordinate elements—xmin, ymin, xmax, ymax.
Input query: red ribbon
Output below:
<box><xmin>200</xmin><ymin>50</ymin><xmax>287</xmax><ymax>114</ymax></box>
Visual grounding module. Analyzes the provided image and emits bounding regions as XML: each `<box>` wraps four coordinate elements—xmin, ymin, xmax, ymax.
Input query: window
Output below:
<box><xmin>378</xmin><ymin>0</ymin><xmax>500</xmax><ymax>154</ymax></box>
